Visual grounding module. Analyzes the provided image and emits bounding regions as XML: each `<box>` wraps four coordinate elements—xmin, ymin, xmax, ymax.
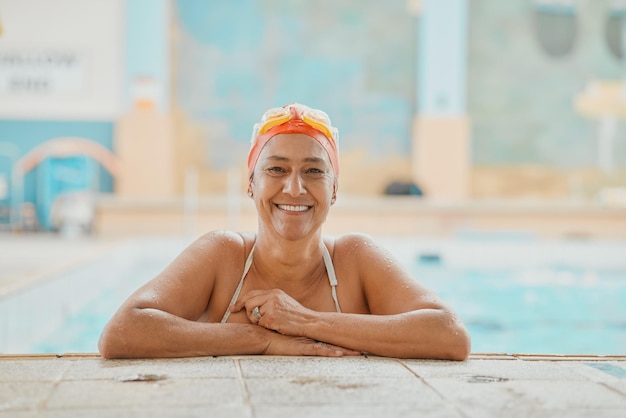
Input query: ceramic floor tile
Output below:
<box><xmin>427</xmin><ymin>378</ymin><xmax>626</xmax><ymax>410</ymax></box>
<box><xmin>254</xmin><ymin>404</ymin><xmax>463</xmax><ymax>418</ymax></box>
<box><xmin>404</xmin><ymin>358</ymin><xmax>587</xmax><ymax>381</ymax></box>
<box><xmin>239</xmin><ymin>356</ymin><xmax>409</xmax><ymax>378</ymax></box>
<box><xmin>63</xmin><ymin>357</ymin><xmax>238</xmax><ymax>380</ymax></box>
<box><xmin>45</xmin><ymin>378</ymin><xmax>243</xmax><ymax>409</ymax></box>
<box><xmin>38</xmin><ymin>404</ymin><xmax>252</xmax><ymax>418</ymax></box>
<box><xmin>246</xmin><ymin>376</ymin><xmax>443</xmax><ymax>406</ymax></box>
<box><xmin>0</xmin><ymin>381</ymin><xmax>55</xmax><ymax>412</ymax></box>
<box><xmin>0</xmin><ymin>359</ymin><xmax>70</xmax><ymax>382</ymax></box>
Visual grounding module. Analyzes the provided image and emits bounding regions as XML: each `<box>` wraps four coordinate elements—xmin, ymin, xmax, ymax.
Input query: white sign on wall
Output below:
<box><xmin>0</xmin><ymin>48</ymin><xmax>88</xmax><ymax>95</ymax></box>
<box><xmin>0</xmin><ymin>0</ymin><xmax>123</xmax><ymax>119</ymax></box>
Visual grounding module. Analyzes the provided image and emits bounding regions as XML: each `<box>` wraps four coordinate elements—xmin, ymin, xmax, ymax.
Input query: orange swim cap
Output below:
<box><xmin>247</xmin><ymin>103</ymin><xmax>339</xmax><ymax>179</ymax></box>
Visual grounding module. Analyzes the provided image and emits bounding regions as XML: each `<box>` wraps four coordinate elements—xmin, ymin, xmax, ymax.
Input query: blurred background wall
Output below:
<box><xmin>172</xmin><ymin>0</ymin><xmax>419</xmax><ymax>198</ymax></box>
<box><xmin>469</xmin><ymin>0</ymin><xmax>626</xmax><ymax>200</ymax></box>
<box><xmin>1</xmin><ymin>0</ymin><xmax>625</xmax><ymax>234</ymax></box>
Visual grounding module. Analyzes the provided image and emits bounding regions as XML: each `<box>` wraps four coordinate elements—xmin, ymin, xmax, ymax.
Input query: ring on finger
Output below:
<box><xmin>252</xmin><ymin>306</ymin><xmax>262</xmax><ymax>320</ymax></box>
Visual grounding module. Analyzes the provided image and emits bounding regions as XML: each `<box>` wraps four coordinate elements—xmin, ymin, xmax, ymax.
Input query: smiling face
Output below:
<box><xmin>250</xmin><ymin>133</ymin><xmax>337</xmax><ymax>241</ymax></box>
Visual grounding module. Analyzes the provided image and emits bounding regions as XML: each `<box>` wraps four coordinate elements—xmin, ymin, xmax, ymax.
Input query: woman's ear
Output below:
<box><xmin>247</xmin><ymin>178</ymin><xmax>254</xmax><ymax>198</ymax></box>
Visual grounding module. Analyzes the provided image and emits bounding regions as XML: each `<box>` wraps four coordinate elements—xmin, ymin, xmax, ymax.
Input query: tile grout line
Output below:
<box><xmin>36</xmin><ymin>358</ymin><xmax>71</xmax><ymax>412</ymax></box>
<box><xmin>234</xmin><ymin>358</ymin><xmax>256</xmax><ymax>418</ymax></box>
<box><xmin>397</xmin><ymin>360</ymin><xmax>471</xmax><ymax>418</ymax></box>
<box><xmin>599</xmin><ymin>382</ymin><xmax>626</xmax><ymax>400</ymax></box>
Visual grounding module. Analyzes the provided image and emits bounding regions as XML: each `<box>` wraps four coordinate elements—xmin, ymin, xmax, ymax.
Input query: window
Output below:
<box><xmin>532</xmin><ymin>0</ymin><xmax>577</xmax><ymax>58</ymax></box>
<box><xmin>605</xmin><ymin>0</ymin><xmax>626</xmax><ymax>60</ymax></box>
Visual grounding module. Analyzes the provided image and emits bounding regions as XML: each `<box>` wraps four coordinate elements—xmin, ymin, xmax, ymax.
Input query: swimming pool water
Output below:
<box><xmin>3</xmin><ymin>236</ymin><xmax>626</xmax><ymax>355</ymax></box>
<box><xmin>417</xmin><ymin>265</ymin><xmax>626</xmax><ymax>354</ymax></box>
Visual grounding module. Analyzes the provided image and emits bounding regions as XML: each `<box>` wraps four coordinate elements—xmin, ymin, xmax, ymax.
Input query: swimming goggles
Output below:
<box><xmin>251</xmin><ymin>104</ymin><xmax>339</xmax><ymax>144</ymax></box>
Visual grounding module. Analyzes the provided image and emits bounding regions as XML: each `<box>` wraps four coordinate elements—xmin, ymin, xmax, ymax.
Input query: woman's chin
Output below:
<box><xmin>273</xmin><ymin>225</ymin><xmax>316</xmax><ymax>241</ymax></box>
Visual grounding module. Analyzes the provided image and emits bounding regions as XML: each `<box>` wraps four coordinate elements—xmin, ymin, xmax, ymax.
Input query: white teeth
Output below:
<box><xmin>277</xmin><ymin>204</ymin><xmax>309</xmax><ymax>212</ymax></box>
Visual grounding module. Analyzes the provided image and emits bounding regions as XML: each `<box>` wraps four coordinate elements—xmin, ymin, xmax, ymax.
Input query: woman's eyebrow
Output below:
<box><xmin>265</xmin><ymin>156</ymin><xmax>327</xmax><ymax>164</ymax></box>
<box><xmin>265</xmin><ymin>155</ymin><xmax>290</xmax><ymax>162</ymax></box>
<box><xmin>303</xmin><ymin>157</ymin><xmax>326</xmax><ymax>164</ymax></box>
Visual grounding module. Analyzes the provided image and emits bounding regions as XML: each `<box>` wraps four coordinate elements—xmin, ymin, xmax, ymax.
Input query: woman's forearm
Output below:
<box><xmin>303</xmin><ymin>309</ymin><xmax>471</xmax><ymax>360</ymax></box>
<box><xmin>98</xmin><ymin>308</ymin><xmax>268</xmax><ymax>359</ymax></box>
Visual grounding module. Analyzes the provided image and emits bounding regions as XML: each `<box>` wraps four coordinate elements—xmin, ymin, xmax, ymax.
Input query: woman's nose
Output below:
<box><xmin>283</xmin><ymin>172</ymin><xmax>306</xmax><ymax>196</ymax></box>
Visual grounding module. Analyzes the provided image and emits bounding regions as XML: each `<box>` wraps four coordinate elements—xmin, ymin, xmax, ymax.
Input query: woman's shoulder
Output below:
<box><xmin>331</xmin><ymin>232</ymin><xmax>376</xmax><ymax>247</ymax></box>
<box><xmin>329</xmin><ymin>233</ymin><xmax>381</xmax><ymax>258</ymax></box>
<box><xmin>189</xmin><ymin>230</ymin><xmax>255</xmax><ymax>255</ymax></box>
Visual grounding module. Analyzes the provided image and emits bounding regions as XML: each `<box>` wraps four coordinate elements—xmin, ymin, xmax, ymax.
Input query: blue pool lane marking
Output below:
<box><xmin>585</xmin><ymin>363</ymin><xmax>626</xmax><ymax>379</ymax></box>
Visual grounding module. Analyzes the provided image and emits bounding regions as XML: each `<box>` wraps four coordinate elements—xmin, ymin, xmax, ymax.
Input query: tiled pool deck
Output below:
<box><xmin>1</xmin><ymin>353</ymin><xmax>625</xmax><ymax>417</ymax></box>
<box><xmin>1</xmin><ymin>233</ymin><xmax>625</xmax><ymax>417</ymax></box>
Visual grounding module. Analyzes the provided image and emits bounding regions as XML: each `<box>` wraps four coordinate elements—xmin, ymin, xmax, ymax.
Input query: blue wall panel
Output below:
<box><xmin>174</xmin><ymin>0</ymin><xmax>417</xmax><ymax>168</ymax></box>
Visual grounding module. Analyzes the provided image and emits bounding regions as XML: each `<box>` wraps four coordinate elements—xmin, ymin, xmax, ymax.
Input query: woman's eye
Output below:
<box><xmin>306</xmin><ymin>168</ymin><xmax>326</xmax><ymax>176</ymax></box>
<box><xmin>266</xmin><ymin>167</ymin><xmax>286</xmax><ymax>174</ymax></box>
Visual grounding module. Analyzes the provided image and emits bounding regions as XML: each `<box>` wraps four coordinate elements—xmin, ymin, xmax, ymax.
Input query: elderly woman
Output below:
<box><xmin>98</xmin><ymin>103</ymin><xmax>471</xmax><ymax>360</ymax></box>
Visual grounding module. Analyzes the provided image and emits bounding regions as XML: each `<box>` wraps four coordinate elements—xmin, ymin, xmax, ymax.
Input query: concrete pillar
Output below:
<box><xmin>115</xmin><ymin>0</ymin><xmax>175</xmax><ymax>197</ymax></box>
<box><xmin>412</xmin><ymin>0</ymin><xmax>470</xmax><ymax>201</ymax></box>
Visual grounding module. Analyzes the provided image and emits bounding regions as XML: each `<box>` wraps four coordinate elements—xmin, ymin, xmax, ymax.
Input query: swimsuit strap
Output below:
<box><xmin>322</xmin><ymin>244</ymin><xmax>342</xmax><ymax>313</ymax></box>
<box><xmin>220</xmin><ymin>242</ymin><xmax>342</xmax><ymax>323</ymax></box>
<box><xmin>220</xmin><ymin>244</ymin><xmax>255</xmax><ymax>323</ymax></box>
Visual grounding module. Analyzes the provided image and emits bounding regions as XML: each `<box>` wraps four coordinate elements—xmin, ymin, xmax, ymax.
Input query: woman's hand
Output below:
<box><xmin>261</xmin><ymin>331</ymin><xmax>360</xmax><ymax>357</ymax></box>
<box><xmin>230</xmin><ymin>289</ymin><xmax>314</xmax><ymax>336</ymax></box>
<box><xmin>231</xmin><ymin>289</ymin><xmax>360</xmax><ymax>357</ymax></box>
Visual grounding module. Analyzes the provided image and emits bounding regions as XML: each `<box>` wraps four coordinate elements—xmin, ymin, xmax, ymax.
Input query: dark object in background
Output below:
<box><xmin>418</xmin><ymin>253</ymin><xmax>442</xmax><ymax>264</ymax></box>
<box><xmin>384</xmin><ymin>181</ymin><xmax>423</xmax><ymax>196</ymax></box>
